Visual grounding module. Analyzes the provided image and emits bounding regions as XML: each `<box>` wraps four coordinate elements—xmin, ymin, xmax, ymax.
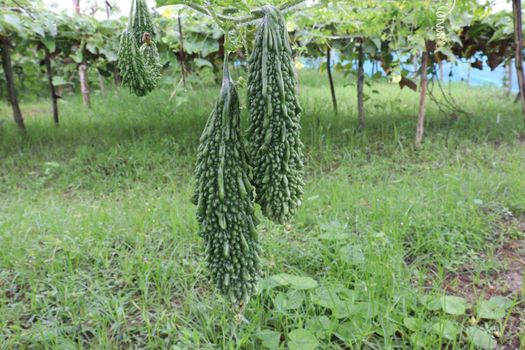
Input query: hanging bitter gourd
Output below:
<box><xmin>118</xmin><ymin>0</ymin><xmax>159</xmax><ymax>96</ymax></box>
<box><xmin>140</xmin><ymin>32</ymin><xmax>162</xmax><ymax>87</ymax></box>
<box><xmin>192</xmin><ymin>56</ymin><xmax>261</xmax><ymax>306</ymax></box>
<box><xmin>246</xmin><ymin>5</ymin><xmax>304</xmax><ymax>224</ymax></box>
<box><xmin>132</xmin><ymin>0</ymin><xmax>156</xmax><ymax>46</ymax></box>
<box><xmin>118</xmin><ymin>30</ymin><xmax>154</xmax><ymax>97</ymax></box>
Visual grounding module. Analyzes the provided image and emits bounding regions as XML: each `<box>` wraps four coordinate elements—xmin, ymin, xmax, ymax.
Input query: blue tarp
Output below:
<box><xmin>302</xmin><ymin>54</ymin><xmax>520</xmax><ymax>92</ymax></box>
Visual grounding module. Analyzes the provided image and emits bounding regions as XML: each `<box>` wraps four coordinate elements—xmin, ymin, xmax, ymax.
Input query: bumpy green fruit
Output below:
<box><xmin>139</xmin><ymin>34</ymin><xmax>161</xmax><ymax>87</ymax></box>
<box><xmin>118</xmin><ymin>30</ymin><xmax>154</xmax><ymax>97</ymax></box>
<box><xmin>246</xmin><ymin>5</ymin><xmax>304</xmax><ymax>224</ymax></box>
<box><xmin>193</xmin><ymin>57</ymin><xmax>261</xmax><ymax>306</ymax></box>
<box><xmin>132</xmin><ymin>0</ymin><xmax>156</xmax><ymax>46</ymax></box>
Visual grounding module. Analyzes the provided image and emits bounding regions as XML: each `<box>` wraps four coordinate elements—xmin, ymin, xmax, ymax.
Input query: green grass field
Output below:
<box><xmin>1</xmin><ymin>70</ymin><xmax>524</xmax><ymax>349</ymax></box>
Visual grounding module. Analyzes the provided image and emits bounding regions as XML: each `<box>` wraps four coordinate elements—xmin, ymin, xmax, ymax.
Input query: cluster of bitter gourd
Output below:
<box><xmin>192</xmin><ymin>57</ymin><xmax>262</xmax><ymax>306</ymax></box>
<box><xmin>246</xmin><ymin>5</ymin><xmax>304</xmax><ymax>224</ymax></box>
<box><xmin>193</xmin><ymin>6</ymin><xmax>305</xmax><ymax>307</ymax></box>
<box><xmin>118</xmin><ymin>0</ymin><xmax>161</xmax><ymax>97</ymax></box>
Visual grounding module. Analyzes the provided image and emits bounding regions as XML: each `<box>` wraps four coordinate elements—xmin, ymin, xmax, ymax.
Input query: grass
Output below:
<box><xmin>0</xmin><ymin>70</ymin><xmax>524</xmax><ymax>349</ymax></box>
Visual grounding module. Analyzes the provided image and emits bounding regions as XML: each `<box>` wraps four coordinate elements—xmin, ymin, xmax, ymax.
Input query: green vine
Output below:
<box><xmin>184</xmin><ymin>0</ymin><xmax>308</xmax><ymax>26</ymax></box>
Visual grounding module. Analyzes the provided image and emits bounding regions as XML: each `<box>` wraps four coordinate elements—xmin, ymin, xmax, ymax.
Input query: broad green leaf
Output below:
<box><xmin>477</xmin><ymin>296</ymin><xmax>512</xmax><ymax>320</ymax></box>
<box><xmin>288</xmin><ymin>329</ymin><xmax>319</xmax><ymax>350</ymax></box>
<box><xmin>403</xmin><ymin>317</ymin><xmax>424</xmax><ymax>332</ymax></box>
<box><xmin>348</xmin><ymin>301</ymin><xmax>379</xmax><ymax>319</ymax></box>
<box><xmin>41</xmin><ymin>37</ymin><xmax>56</xmax><ymax>53</ymax></box>
<box><xmin>431</xmin><ymin>320</ymin><xmax>460</xmax><ymax>341</ymax></box>
<box><xmin>1</xmin><ymin>13</ymin><xmax>26</xmax><ymax>35</ymax></box>
<box><xmin>311</xmin><ymin>286</ymin><xmax>340</xmax><ymax>309</ymax></box>
<box><xmin>70</xmin><ymin>50</ymin><xmax>83</xmax><ymax>64</ymax></box>
<box><xmin>255</xmin><ymin>330</ymin><xmax>281</xmax><ymax>349</ymax></box>
<box><xmin>331</xmin><ymin>298</ymin><xmax>352</xmax><ymax>319</ymax></box>
<box><xmin>100</xmin><ymin>48</ymin><xmax>118</xmax><ymax>62</ymax></box>
<box><xmin>335</xmin><ymin>321</ymin><xmax>359</xmax><ymax>342</ymax></box>
<box><xmin>183</xmin><ymin>39</ymin><xmax>219</xmax><ymax>57</ymax></box>
<box><xmin>334</xmin><ymin>320</ymin><xmax>374</xmax><ymax>344</ymax></box>
<box><xmin>306</xmin><ymin>316</ymin><xmax>336</xmax><ymax>339</ymax></box>
<box><xmin>440</xmin><ymin>295</ymin><xmax>467</xmax><ymax>315</ymax></box>
<box><xmin>274</xmin><ymin>290</ymin><xmax>304</xmax><ymax>311</ymax></box>
<box><xmin>420</xmin><ymin>295</ymin><xmax>441</xmax><ymax>311</ymax></box>
<box><xmin>410</xmin><ymin>333</ymin><xmax>430</xmax><ymax>349</ymax></box>
<box><xmin>52</xmin><ymin>76</ymin><xmax>69</xmax><ymax>86</ymax></box>
<box><xmin>259</xmin><ymin>276</ymin><xmax>283</xmax><ymax>290</ymax></box>
<box><xmin>194</xmin><ymin>58</ymin><xmax>213</xmax><ymax>68</ymax></box>
<box><xmin>375</xmin><ymin>322</ymin><xmax>399</xmax><ymax>338</ymax></box>
<box><xmin>86</xmin><ymin>42</ymin><xmax>98</xmax><ymax>54</ymax></box>
<box><xmin>32</xmin><ymin>24</ymin><xmax>45</xmax><ymax>37</ymax></box>
<box><xmin>466</xmin><ymin>327</ymin><xmax>496</xmax><ymax>349</ymax></box>
<box><xmin>270</xmin><ymin>273</ymin><xmax>318</xmax><ymax>290</ymax></box>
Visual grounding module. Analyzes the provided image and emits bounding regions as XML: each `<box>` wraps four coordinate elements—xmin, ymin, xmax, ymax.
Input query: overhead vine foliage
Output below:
<box><xmin>0</xmin><ymin>1</ymin><xmax>124</xmax><ymax>128</ymax></box>
<box><xmin>451</xmin><ymin>11</ymin><xmax>515</xmax><ymax>70</ymax></box>
<box><xmin>246</xmin><ymin>5</ymin><xmax>304</xmax><ymax>224</ymax></box>
<box><xmin>192</xmin><ymin>56</ymin><xmax>261</xmax><ymax>307</ymax></box>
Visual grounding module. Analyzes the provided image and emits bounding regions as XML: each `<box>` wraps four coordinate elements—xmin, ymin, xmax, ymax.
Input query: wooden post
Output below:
<box><xmin>0</xmin><ymin>37</ymin><xmax>25</xmax><ymax>130</ymax></box>
<box><xmin>415</xmin><ymin>48</ymin><xmax>429</xmax><ymax>150</ymax></box>
<box><xmin>105</xmin><ymin>0</ymin><xmax>111</xmax><ymax>18</ymax></box>
<box><xmin>44</xmin><ymin>48</ymin><xmax>59</xmax><ymax>125</ymax></box>
<box><xmin>79</xmin><ymin>63</ymin><xmax>90</xmax><ymax>107</ymax></box>
<box><xmin>177</xmin><ymin>10</ymin><xmax>187</xmax><ymax>87</ymax></box>
<box><xmin>72</xmin><ymin>0</ymin><xmax>90</xmax><ymax>108</ymax></box>
<box><xmin>72</xmin><ymin>0</ymin><xmax>81</xmax><ymax>15</ymax></box>
<box><xmin>114</xmin><ymin>66</ymin><xmax>121</xmax><ymax>87</ymax></box>
<box><xmin>512</xmin><ymin>0</ymin><xmax>525</xmax><ymax>122</ymax></box>
<box><xmin>326</xmin><ymin>45</ymin><xmax>337</xmax><ymax>115</ymax></box>
<box><xmin>357</xmin><ymin>39</ymin><xmax>365</xmax><ymax>130</ymax></box>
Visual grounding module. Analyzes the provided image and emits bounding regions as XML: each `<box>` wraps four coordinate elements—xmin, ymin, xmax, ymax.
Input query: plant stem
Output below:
<box><xmin>415</xmin><ymin>47</ymin><xmax>429</xmax><ymax>150</ymax></box>
<box><xmin>44</xmin><ymin>47</ymin><xmax>59</xmax><ymax>125</ymax></box>
<box><xmin>0</xmin><ymin>37</ymin><xmax>25</xmax><ymax>130</ymax></box>
<box><xmin>512</xmin><ymin>0</ymin><xmax>525</xmax><ymax>123</ymax></box>
<box><xmin>185</xmin><ymin>0</ymin><xmax>307</xmax><ymax>25</ymax></box>
<box><xmin>357</xmin><ymin>39</ymin><xmax>365</xmax><ymax>130</ymax></box>
<box><xmin>326</xmin><ymin>45</ymin><xmax>337</xmax><ymax>115</ymax></box>
<box><xmin>177</xmin><ymin>10</ymin><xmax>187</xmax><ymax>87</ymax></box>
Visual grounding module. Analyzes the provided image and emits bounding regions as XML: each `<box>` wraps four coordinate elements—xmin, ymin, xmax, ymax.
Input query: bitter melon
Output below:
<box><xmin>132</xmin><ymin>0</ymin><xmax>156</xmax><ymax>46</ymax></box>
<box><xmin>140</xmin><ymin>32</ymin><xmax>161</xmax><ymax>87</ymax></box>
<box><xmin>117</xmin><ymin>29</ymin><xmax>154</xmax><ymax>96</ymax></box>
<box><xmin>246</xmin><ymin>5</ymin><xmax>304</xmax><ymax>224</ymax></box>
<box><xmin>193</xmin><ymin>56</ymin><xmax>261</xmax><ymax>306</ymax></box>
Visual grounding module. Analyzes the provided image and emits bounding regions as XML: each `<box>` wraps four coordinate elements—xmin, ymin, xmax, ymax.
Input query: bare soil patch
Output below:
<box><xmin>442</xmin><ymin>215</ymin><xmax>524</xmax><ymax>349</ymax></box>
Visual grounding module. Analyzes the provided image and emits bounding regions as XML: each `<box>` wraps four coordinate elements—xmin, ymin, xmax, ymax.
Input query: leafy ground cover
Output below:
<box><xmin>0</xmin><ymin>70</ymin><xmax>524</xmax><ymax>349</ymax></box>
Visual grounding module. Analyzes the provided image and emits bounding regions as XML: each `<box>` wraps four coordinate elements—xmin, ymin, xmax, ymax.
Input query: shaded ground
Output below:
<box><xmin>442</xmin><ymin>215</ymin><xmax>525</xmax><ymax>349</ymax></box>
